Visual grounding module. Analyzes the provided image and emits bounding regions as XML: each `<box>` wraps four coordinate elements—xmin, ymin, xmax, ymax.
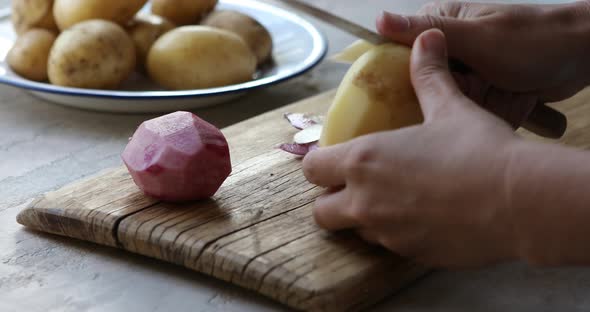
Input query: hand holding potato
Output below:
<box><xmin>377</xmin><ymin>1</ymin><xmax>590</xmax><ymax>125</ymax></box>
<box><xmin>305</xmin><ymin>30</ymin><xmax>520</xmax><ymax>268</ymax></box>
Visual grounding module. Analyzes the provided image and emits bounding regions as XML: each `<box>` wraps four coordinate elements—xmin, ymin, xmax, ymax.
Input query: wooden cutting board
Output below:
<box><xmin>16</xmin><ymin>90</ymin><xmax>429</xmax><ymax>312</ymax></box>
<box><xmin>17</xmin><ymin>87</ymin><xmax>590</xmax><ymax>311</ymax></box>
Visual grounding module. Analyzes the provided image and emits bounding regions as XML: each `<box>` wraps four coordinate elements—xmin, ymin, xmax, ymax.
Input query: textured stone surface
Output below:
<box><xmin>2</xmin><ymin>0</ymin><xmax>589</xmax><ymax>311</ymax></box>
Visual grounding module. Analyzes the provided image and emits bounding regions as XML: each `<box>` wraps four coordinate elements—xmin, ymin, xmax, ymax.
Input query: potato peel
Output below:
<box><xmin>280</xmin><ymin>112</ymin><xmax>324</xmax><ymax>156</ymax></box>
<box><xmin>278</xmin><ymin>142</ymin><xmax>319</xmax><ymax>157</ymax></box>
<box><xmin>294</xmin><ymin>124</ymin><xmax>323</xmax><ymax>144</ymax></box>
<box><xmin>283</xmin><ymin>112</ymin><xmax>323</xmax><ymax>130</ymax></box>
<box><xmin>330</xmin><ymin>39</ymin><xmax>376</xmax><ymax>64</ymax></box>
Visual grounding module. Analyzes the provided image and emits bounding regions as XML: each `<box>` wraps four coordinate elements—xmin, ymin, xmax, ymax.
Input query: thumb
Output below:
<box><xmin>411</xmin><ymin>29</ymin><xmax>467</xmax><ymax>120</ymax></box>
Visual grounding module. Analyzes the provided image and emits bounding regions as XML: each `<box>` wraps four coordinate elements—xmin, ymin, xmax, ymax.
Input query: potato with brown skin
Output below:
<box><xmin>7</xmin><ymin>29</ymin><xmax>57</xmax><ymax>81</ymax></box>
<box><xmin>11</xmin><ymin>0</ymin><xmax>58</xmax><ymax>35</ymax></box>
<box><xmin>147</xmin><ymin>26</ymin><xmax>256</xmax><ymax>90</ymax></box>
<box><xmin>127</xmin><ymin>14</ymin><xmax>176</xmax><ymax>69</ymax></box>
<box><xmin>48</xmin><ymin>20</ymin><xmax>136</xmax><ymax>89</ymax></box>
<box><xmin>53</xmin><ymin>0</ymin><xmax>147</xmax><ymax>30</ymax></box>
<box><xmin>202</xmin><ymin>10</ymin><xmax>273</xmax><ymax>65</ymax></box>
<box><xmin>151</xmin><ymin>0</ymin><xmax>217</xmax><ymax>25</ymax></box>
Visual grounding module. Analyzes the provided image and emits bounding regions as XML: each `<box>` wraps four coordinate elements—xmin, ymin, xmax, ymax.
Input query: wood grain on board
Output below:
<box><xmin>17</xmin><ymin>87</ymin><xmax>590</xmax><ymax>311</ymax></box>
<box><xmin>17</xmin><ymin>90</ymin><xmax>428</xmax><ymax>312</ymax></box>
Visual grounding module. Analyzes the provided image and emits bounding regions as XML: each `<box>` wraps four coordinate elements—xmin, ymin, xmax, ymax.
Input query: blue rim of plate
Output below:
<box><xmin>0</xmin><ymin>0</ymin><xmax>328</xmax><ymax>100</ymax></box>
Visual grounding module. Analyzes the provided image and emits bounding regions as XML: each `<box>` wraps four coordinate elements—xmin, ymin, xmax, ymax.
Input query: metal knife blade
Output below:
<box><xmin>277</xmin><ymin>0</ymin><xmax>387</xmax><ymax>45</ymax></box>
<box><xmin>275</xmin><ymin>0</ymin><xmax>464</xmax><ymax>73</ymax></box>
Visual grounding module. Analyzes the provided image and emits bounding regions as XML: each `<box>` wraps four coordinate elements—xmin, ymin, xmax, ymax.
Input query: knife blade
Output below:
<box><xmin>276</xmin><ymin>0</ymin><xmax>567</xmax><ymax>139</ymax></box>
<box><xmin>277</xmin><ymin>0</ymin><xmax>386</xmax><ymax>45</ymax></box>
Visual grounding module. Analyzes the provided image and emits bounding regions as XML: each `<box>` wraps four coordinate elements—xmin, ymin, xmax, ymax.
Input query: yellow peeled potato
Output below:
<box><xmin>147</xmin><ymin>26</ymin><xmax>256</xmax><ymax>90</ymax></box>
<box><xmin>202</xmin><ymin>10</ymin><xmax>273</xmax><ymax>65</ymax></box>
<box><xmin>7</xmin><ymin>29</ymin><xmax>57</xmax><ymax>81</ymax></box>
<box><xmin>152</xmin><ymin>0</ymin><xmax>217</xmax><ymax>25</ymax></box>
<box><xmin>330</xmin><ymin>40</ymin><xmax>375</xmax><ymax>64</ymax></box>
<box><xmin>319</xmin><ymin>43</ymin><xmax>424</xmax><ymax>147</ymax></box>
<box><xmin>48</xmin><ymin>20</ymin><xmax>136</xmax><ymax>89</ymax></box>
<box><xmin>11</xmin><ymin>0</ymin><xmax>58</xmax><ymax>35</ymax></box>
<box><xmin>127</xmin><ymin>14</ymin><xmax>176</xmax><ymax>69</ymax></box>
<box><xmin>53</xmin><ymin>0</ymin><xmax>148</xmax><ymax>30</ymax></box>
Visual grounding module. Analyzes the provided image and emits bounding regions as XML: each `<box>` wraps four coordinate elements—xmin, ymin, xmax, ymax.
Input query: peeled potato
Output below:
<box><xmin>330</xmin><ymin>40</ymin><xmax>375</xmax><ymax>64</ymax></box>
<box><xmin>11</xmin><ymin>0</ymin><xmax>58</xmax><ymax>35</ymax></box>
<box><xmin>48</xmin><ymin>20</ymin><xmax>136</xmax><ymax>89</ymax></box>
<box><xmin>319</xmin><ymin>43</ymin><xmax>423</xmax><ymax>147</ymax></box>
<box><xmin>147</xmin><ymin>26</ymin><xmax>256</xmax><ymax>90</ymax></box>
<box><xmin>151</xmin><ymin>0</ymin><xmax>217</xmax><ymax>25</ymax></box>
<box><xmin>122</xmin><ymin>111</ymin><xmax>231</xmax><ymax>202</ymax></box>
<box><xmin>202</xmin><ymin>10</ymin><xmax>273</xmax><ymax>65</ymax></box>
<box><xmin>53</xmin><ymin>0</ymin><xmax>147</xmax><ymax>30</ymax></box>
<box><xmin>7</xmin><ymin>29</ymin><xmax>57</xmax><ymax>81</ymax></box>
<box><xmin>128</xmin><ymin>14</ymin><xmax>176</xmax><ymax>69</ymax></box>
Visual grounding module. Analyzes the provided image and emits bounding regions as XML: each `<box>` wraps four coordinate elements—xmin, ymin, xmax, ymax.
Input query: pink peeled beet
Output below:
<box><xmin>122</xmin><ymin>111</ymin><xmax>231</xmax><ymax>202</ymax></box>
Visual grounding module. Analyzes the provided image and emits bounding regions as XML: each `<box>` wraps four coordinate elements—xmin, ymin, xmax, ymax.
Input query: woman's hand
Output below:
<box><xmin>377</xmin><ymin>1</ymin><xmax>590</xmax><ymax>127</ymax></box>
<box><xmin>303</xmin><ymin>29</ymin><xmax>521</xmax><ymax>268</ymax></box>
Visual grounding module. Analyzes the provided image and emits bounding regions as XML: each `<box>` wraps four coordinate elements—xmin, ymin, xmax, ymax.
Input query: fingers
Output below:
<box><xmin>376</xmin><ymin>10</ymin><xmax>470</xmax><ymax>48</ymax></box>
<box><xmin>376</xmin><ymin>12</ymin><xmax>412</xmax><ymax>44</ymax></box>
<box><xmin>357</xmin><ymin>229</ymin><xmax>380</xmax><ymax>245</ymax></box>
<box><xmin>417</xmin><ymin>1</ymin><xmax>463</xmax><ymax>16</ymax></box>
<box><xmin>302</xmin><ymin>144</ymin><xmax>352</xmax><ymax>187</ymax></box>
<box><xmin>410</xmin><ymin>29</ymin><xmax>467</xmax><ymax>120</ymax></box>
<box><xmin>358</xmin><ymin>227</ymin><xmax>428</xmax><ymax>259</ymax></box>
<box><xmin>312</xmin><ymin>188</ymin><xmax>359</xmax><ymax>231</ymax></box>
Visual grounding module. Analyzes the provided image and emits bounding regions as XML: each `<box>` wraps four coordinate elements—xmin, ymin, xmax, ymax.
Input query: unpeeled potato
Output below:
<box><xmin>53</xmin><ymin>0</ymin><xmax>148</xmax><ymax>30</ymax></box>
<box><xmin>202</xmin><ymin>10</ymin><xmax>273</xmax><ymax>65</ymax></box>
<box><xmin>320</xmin><ymin>43</ymin><xmax>423</xmax><ymax>146</ymax></box>
<box><xmin>147</xmin><ymin>26</ymin><xmax>256</xmax><ymax>90</ymax></box>
<box><xmin>48</xmin><ymin>20</ymin><xmax>136</xmax><ymax>89</ymax></box>
<box><xmin>151</xmin><ymin>0</ymin><xmax>217</xmax><ymax>25</ymax></box>
<box><xmin>11</xmin><ymin>0</ymin><xmax>58</xmax><ymax>35</ymax></box>
<box><xmin>128</xmin><ymin>14</ymin><xmax>176</xmax><ymax>69</ymax></box>
<box><xmin>7</xmin><ymin>28</ymin><xmax>57</xmax><ymax>81</ymax></box>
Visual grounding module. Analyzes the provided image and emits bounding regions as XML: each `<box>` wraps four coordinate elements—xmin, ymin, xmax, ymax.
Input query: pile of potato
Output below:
<box><xmin>7</xmin><ymin>0</ymin><xmax>273</xmax><ymax>90</ymax></box>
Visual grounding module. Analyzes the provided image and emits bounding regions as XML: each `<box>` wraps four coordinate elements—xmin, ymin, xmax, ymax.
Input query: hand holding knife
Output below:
<box><xmin>276</xmin><ymin>0</ymin><xmax>567</xmax><ymax>139</ymax></box>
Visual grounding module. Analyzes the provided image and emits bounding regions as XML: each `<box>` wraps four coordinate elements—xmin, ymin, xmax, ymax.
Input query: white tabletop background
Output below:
<box><xmin>0</xmin><ymin>0</ymin><xmax>587</xmax><ymax>311</ymax></box>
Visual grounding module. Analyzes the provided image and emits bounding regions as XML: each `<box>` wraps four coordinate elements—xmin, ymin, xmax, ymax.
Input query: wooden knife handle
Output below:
<box><xmin>449</xmin><ymin>59</ymin><xmax>567</xmax><ymax>139</ymax></box>
<box><xmin>523</xmin><ymin>104</ymin><xmax>567</xmax><ymax>139</ymax></box>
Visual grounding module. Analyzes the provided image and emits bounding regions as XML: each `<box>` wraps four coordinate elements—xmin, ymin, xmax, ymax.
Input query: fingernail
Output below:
<box><xmin>420</xmin><ymin>29</ymin><xmax>446</xmax><ymax>58</ymax></box>
<box><xmin>379</xmin><ymin>11</ymin><xmax>410</xmax><ymax>32</ymax></box>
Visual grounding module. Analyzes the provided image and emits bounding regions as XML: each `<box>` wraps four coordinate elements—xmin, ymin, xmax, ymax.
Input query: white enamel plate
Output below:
<box><xmin>0</xmin><ymin>0</ymin><xmax>327</xmax><ymax>113</ymax></box>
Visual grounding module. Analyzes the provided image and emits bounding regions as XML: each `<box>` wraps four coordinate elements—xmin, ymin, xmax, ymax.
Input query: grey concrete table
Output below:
<box><xmin>1</xmin><ymin>0</ymin><xmax>588</xmax><ymax>311</ymax></box>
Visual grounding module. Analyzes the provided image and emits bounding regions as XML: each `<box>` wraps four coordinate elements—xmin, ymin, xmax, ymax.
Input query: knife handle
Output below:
<box><xmin>449</xmin><ymin>59</ymin><xmax>567</xmax><ymax>139</ymax></box>
<box><xmin>523</xmin><ymin>104</ymin><xmax>567</xmax><ymax>139</ymax></box>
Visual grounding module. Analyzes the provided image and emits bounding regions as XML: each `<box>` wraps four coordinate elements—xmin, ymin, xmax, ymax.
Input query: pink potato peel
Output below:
<box><xmin>283</xmin><ymin>113</ymin><xmax>322</xmax><ymax>130</ymax></box>
<box><xmin>278</xmin><ymin>142</ymin><xmax>318</xmax><ymax>156</ymax></box>
<box><xmin>122</xmin><ymin>111</ymin><xmax>231</xmax><ymax>202</ymax></box>
<box><xmin>280</xmin><ymin>112</ymin><xmax>323</xmax><ymax>156</ymax></box>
